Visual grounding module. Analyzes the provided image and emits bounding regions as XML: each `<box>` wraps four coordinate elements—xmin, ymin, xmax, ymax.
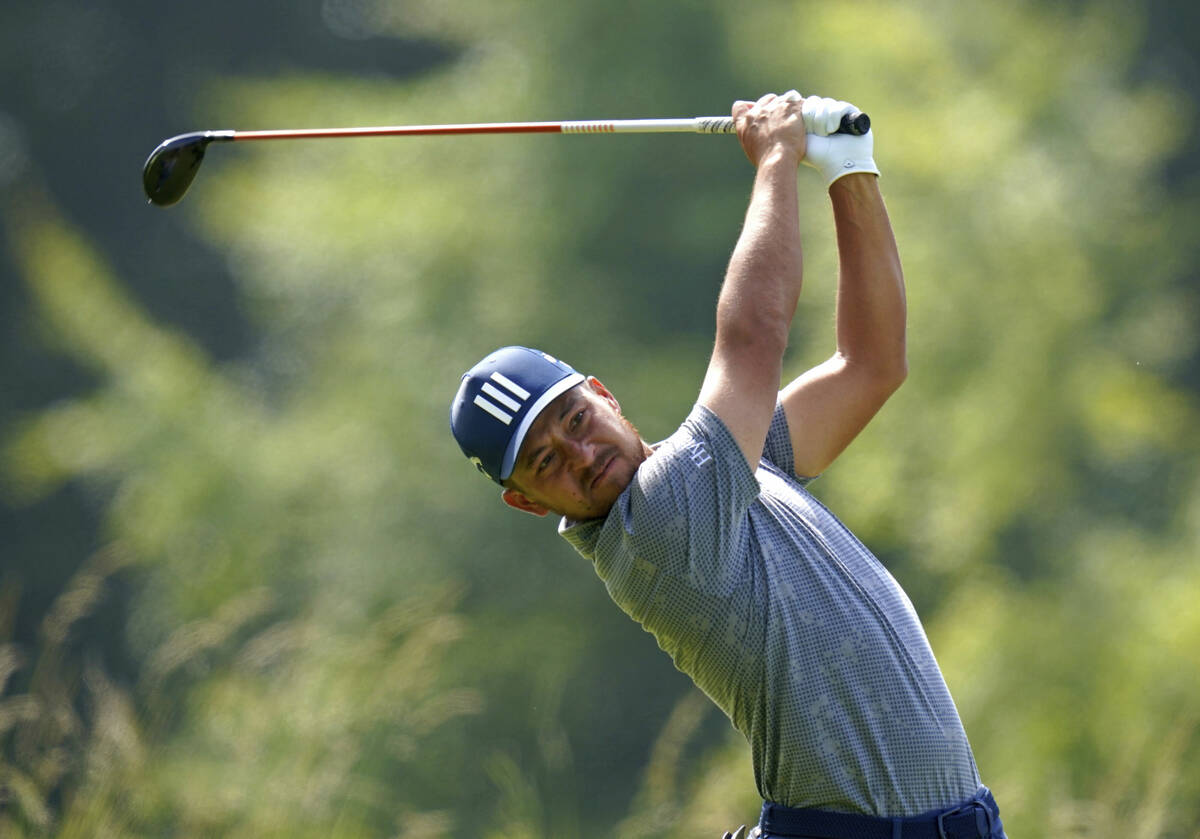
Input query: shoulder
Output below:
<box><xmin>561</xmin><ymin>405</ymin><xmax>761</xmax><ymax>558</ymax></box>
<box><xmin>626</xmin><ymin>405</ymin><xmax>763</xmax><ymax>555</ymax></box>
<box><xmin>637</xmin><ymin>404</ymin><xmax>758</xmax><ymax>495</ymax></box>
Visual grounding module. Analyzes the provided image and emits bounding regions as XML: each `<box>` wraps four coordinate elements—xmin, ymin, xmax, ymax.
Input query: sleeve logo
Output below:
<box><xmin>685</xmin><ymin>440</ymin><xmax>712</xmax><ymax>468</ymax></box>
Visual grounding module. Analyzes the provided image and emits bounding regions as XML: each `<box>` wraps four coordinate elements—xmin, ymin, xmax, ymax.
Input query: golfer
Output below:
<box><xmin>450</xmin><ymin>92</ymin><xmax>1006</xmax><ymax>839</ymax></box>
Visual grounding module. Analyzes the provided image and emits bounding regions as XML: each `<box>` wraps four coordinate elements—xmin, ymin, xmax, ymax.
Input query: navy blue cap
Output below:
<box><xmin>450</xmin><ymin>346</ymin><xmax>586</xmax><ymax>484</ymax></box>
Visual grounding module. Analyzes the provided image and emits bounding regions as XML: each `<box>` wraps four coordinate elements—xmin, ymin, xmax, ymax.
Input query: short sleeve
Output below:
<box><xmin>596</xmin><ymin>403</ymin><xmax>760</xmax><ymax>599</ymax></box>
<box><xmin>761</xmin><ymin>399</ymin><xmax>817</xmax><ymax>486</ymax></box>
<box><xmin>761</xmin><ymin>400</ymin><xmax>794</xmax><ymax>474</ymax></box>
<box><xmin>559</xmin><ymin>405</ymin><xmax>766</xmax><ymax>709</ymax></box>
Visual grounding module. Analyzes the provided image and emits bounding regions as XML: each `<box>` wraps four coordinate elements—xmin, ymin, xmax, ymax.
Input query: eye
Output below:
<box><xmin>569</xmin><ymin>409</ymin><xmax>585</xmax><ymax>430</ymax></box>
<box><xmin>537</xmin><ymin>452</ymin><xmax>555</xmax><ymax>473</ymax></box>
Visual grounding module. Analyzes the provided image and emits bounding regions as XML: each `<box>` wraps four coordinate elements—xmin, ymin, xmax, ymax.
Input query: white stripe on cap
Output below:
<box><xmin>473</xmin><ymin>394</ymin><xmax>513</xmax><ymax>424</ymax></box>
<box><xmin>473</xmin><ymin>370</ymin><xmax>536</xmax><ymax>426</ymax></box>
<box><xmin>480</xmin><ymin>381</ymin><xmax>522</xmax><ymax>413</ymax></box>
<box><xmin>490</xmin><ymin>371</ymin><xmax>531</xmax><ymax>400</ymax></box>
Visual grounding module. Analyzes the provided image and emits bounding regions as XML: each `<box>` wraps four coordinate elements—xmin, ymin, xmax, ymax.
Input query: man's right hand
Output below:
<box><xmin>732</xmin><ymin>91</ymin><xmax>808</xmax><ymax>168</ymax></box>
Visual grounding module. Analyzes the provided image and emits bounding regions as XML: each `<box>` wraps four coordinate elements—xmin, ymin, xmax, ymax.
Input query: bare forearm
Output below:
<box><xmin>700</xmin><ymin>91</ymin><xmax>808</xmax><ymax>467</ymax></box>
<box><xmin>829</xmin><ymin>174</ymin><xmax>907</xmax><ymax>379</ymax></box>
<box><xmin>717</xmin><ymin>150</ymin><xmax>804</xmax><ymax>350</ymax></box>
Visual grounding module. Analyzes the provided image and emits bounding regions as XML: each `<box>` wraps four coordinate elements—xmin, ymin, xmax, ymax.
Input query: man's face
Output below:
<box><xmin>502</xmin><ymin>378</ymin><xmax>650</xmax><ymax>521</ymax></box>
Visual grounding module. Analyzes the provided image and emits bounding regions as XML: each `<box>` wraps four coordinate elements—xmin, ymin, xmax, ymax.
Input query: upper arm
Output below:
<box><xmin>697</xmin><ymin>330</ymin><xmax>786</xmax><ymax>471</ymax></box>
<box><xmin>779</xmin><ymin>352</ymin><xmax>906</xmax><ymax>478</ymax></box>
<box><xmin>697</xmin><ymin>121</ymin><xmax>804</xmax><ymax>471</ymax></box>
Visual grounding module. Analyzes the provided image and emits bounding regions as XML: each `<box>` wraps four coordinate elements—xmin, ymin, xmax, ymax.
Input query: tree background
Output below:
<box><xmin>1</xmin><ymin>1</ymin><xmax>1198</xmax><ymax>837</ymax></box>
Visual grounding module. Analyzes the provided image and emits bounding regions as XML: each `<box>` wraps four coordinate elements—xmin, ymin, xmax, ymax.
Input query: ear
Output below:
<box><xmin>586</xmin><ymin>376</ymin><xmax>622</xmax><ymax>414</ymax></box>
<box><xmin>501</xmin><ymin>488</ymin><xmax>551</xmax><ymax>517</ymax></box>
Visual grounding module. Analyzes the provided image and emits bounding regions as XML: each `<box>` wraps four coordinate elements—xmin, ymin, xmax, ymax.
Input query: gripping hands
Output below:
<box><xmin>734</xmin><ymin>92</ymin><xmax>880</xmax><ymax>186</ymax></box>
<box><xmin>800</xmin><ymin>95</ymin><xmax>880</xmax><ymax>186</ymax></box>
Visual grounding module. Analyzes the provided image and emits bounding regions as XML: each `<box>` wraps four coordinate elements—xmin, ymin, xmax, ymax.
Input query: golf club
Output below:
<box><xmin>142</xmin><ymin>111</ymin><xmax>870</xmax><ymax>207</ymax></box>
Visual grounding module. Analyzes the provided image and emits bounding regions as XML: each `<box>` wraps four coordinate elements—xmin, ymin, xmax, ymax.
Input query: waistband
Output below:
<box><xmin>759</xmin><ymin>787</ymin><xmax>1002</xmax><ymax>839</ymax></box>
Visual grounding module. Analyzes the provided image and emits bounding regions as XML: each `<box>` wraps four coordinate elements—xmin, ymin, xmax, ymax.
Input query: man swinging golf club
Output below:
<box><xmin>450</xmin><ymin>91</ymin><xmax>1007</xmax><ymax>839</ymax></box>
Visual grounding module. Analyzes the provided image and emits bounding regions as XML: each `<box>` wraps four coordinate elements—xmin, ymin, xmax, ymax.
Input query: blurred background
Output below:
<box><xmin>1</xmin><ymin>1</ymin><xmax>1198</xmax><ymax>836</ymax></box>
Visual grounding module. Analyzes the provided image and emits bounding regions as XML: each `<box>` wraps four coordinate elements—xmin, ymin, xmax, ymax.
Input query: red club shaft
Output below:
<box><xmin>231</xmin><ymin>122</ymin><xmax>573</xmax><ymax>140</ymax></box>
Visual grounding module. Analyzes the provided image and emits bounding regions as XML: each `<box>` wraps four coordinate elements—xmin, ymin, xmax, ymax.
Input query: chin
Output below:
<box><xmin>594</xmin><ymin>461</ymin><xmax>637</xmax><ymax>512</ymax></box>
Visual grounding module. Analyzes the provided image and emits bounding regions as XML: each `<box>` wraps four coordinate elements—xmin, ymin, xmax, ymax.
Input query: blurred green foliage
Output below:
<box><xmin>2</xmin><ymin>0</ymin><xmax>1198</xmax><ymax>837</ymax></box>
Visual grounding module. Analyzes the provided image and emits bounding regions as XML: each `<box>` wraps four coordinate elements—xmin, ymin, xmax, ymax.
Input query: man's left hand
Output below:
<box><xmin>800</xmin><ymin>95</ymin><xmax>881</xmax><ymax>186</ymax></box>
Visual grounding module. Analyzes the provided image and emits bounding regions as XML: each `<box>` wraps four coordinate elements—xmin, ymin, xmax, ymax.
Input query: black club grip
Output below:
<box><xmin>837</xmin><ymin>111</ymin><xmax>871</xmax><ymax>136</ymax></box>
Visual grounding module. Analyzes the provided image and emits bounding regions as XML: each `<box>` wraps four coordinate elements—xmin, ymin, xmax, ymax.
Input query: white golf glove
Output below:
<box><xmin>800</xmin><ymin>95</ymin><xmax>880</xmax><ymax>186</ymax></box>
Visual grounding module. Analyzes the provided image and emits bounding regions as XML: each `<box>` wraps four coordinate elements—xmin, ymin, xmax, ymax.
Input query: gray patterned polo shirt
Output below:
<box><xmin>559</xmin><ymin>401</ymin><xmax>982</xmax><ymax>815</ymax></box>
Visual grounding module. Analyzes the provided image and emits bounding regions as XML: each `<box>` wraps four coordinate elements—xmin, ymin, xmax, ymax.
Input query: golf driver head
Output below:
<box><xmin>142</xmin><ymin>131</ymin><xmax>233</xmax><ymax>206</ymax></box>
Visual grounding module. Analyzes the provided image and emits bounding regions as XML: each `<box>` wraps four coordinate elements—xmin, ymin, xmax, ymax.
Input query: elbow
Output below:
<box><xmin>717</xmin><ymin>317</ymin><xmax>791</xmax><ymax>365</ymax></box>
<box><xmin>714</xmin><ymin>299</ymin><xmax>792</xmax><ymax>361</ymax></box>
<box><xmin>873</xmin><ymin>347</ymin><xmax>908</xmax><ymax>395</ymax></box>
<box><xmin>878</xmin><ymin>356</ymin><xmax>908</xmax><ymax>402</ymax></box>
<box><xmin>885</xmin><ymin>353</ymin><xmax>908</xmax><ymax>392</ymax></box>
<box><xmin>867</xmin><ymin>329</ymin><xmax>908</xmax><ymax>393</ymax></box>
<box><xmin>844</xmin><ymin>347</ymin><xmax>907</xmax><ymax>399</ymax></box>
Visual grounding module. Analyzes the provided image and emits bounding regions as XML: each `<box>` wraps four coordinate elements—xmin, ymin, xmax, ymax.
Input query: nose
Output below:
<box><xmin>559</xmin><ymin>436</ymin><xmax>597</xmax><ymax>473</ymax></box>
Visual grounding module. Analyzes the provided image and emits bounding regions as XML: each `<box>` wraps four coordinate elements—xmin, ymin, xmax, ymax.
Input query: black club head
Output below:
<box><xmin>142</xmin><ymin>131</ymin><xmax>232</xmax><ymax>206</ymax></box>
